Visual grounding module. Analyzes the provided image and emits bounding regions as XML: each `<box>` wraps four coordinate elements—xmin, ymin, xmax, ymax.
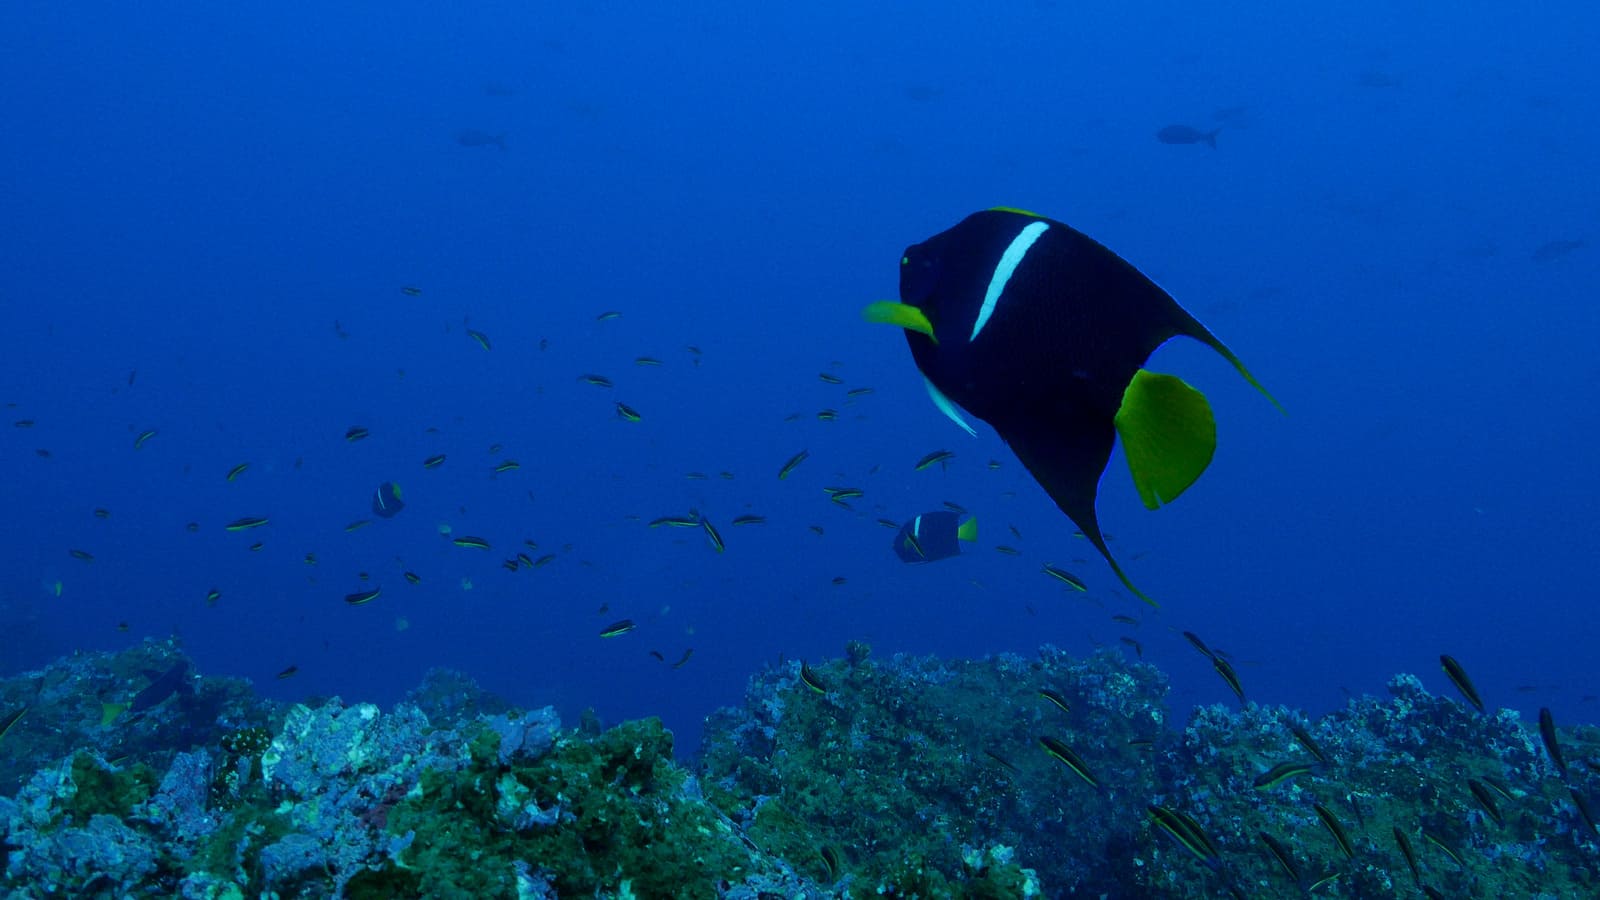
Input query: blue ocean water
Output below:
<box><xmin>2</xmin><ymin>0</ymin><xmax>1596</xmax><ymax>759</ymax></box>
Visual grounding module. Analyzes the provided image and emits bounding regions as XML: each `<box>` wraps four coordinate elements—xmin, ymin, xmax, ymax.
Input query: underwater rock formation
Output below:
<box><xmin>0</xmin><ymin>640</ymin><xmax>1594</xmax><ymax>897</ymax></box>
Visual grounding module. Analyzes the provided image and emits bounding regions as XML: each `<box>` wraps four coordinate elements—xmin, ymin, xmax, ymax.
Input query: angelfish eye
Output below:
<box><xmin>898</xmin><ymin>248</ymin><xmax>941</xmax><ymax>306</ymax></box>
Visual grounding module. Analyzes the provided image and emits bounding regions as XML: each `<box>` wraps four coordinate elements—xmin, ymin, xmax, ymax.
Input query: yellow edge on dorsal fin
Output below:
<box><xmin>987</xmin><ymin>206</ymin><xmax>1044</xmax><ymax>218</ymax></box>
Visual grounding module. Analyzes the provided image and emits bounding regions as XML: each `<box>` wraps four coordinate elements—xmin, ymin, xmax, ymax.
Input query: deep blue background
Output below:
<box><xmin>3</xmin><ymin>2</ymin><xmax>1596</xmax><ymax>755</ymax></box>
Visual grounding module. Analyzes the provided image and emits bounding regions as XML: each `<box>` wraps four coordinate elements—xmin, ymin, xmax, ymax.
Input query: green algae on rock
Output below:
<box><xmin>698</xmin><ymin>646</ymin><xmax>1600</xmax><ymax>898</ymax></box>
<box><xmin>0</xmin><ymin>642</ymin><xmax>1597</xmax><ymax>897</ymax></box>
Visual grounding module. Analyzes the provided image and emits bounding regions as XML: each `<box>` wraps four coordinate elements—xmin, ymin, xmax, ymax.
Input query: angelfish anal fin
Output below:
<box><xmin>1001</xmin><ymin>406</ymin><xmax>1158</xmax><ymax>607</ymax></box>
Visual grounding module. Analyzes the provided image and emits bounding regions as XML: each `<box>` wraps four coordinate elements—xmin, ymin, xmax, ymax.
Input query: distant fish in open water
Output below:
<box><xmin>1156</xmin><ymin>124</ymin><xmax>1221</xmax><ymax>148</ymax></box>
<box><xmin>456</xmin><ymin>129</ymin><xmax>507</xmax><ymax>150</ymax></box>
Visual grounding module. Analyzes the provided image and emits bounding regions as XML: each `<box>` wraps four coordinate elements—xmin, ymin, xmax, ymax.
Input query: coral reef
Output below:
<box><xmin>697</xmin><ymin>644</ymin><xmax>1600</xmax><ymax>898</ymax></box>
<box><xmin>0</xmin><ymin>640</ymin><xmax>1595</xmax><ymax>897</ymax></box>
<box><xmin>0</xmin><ymin>647</ymin><xmax>817</xmax><ymax>897</ymax></box>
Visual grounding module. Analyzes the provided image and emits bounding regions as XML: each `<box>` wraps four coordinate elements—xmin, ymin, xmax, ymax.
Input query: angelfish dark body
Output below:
<box><xmin>865</xmin><ymin>208</ymin><xmax>1278</xmax><ymax>603</ymax></box>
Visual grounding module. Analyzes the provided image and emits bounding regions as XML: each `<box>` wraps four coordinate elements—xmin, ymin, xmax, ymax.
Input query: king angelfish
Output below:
<box><xmin>864</xmin><ymin>208</ymin><xmax>1280</xmax><ymax>605</ymax></box>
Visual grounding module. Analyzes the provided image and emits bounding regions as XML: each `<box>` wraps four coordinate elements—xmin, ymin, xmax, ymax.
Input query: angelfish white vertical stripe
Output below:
<box><xmin>912</xmin><ymin>516</ymin><xmax>923</xmax><ymax>539</ymax></box>
<box><xmin>970</xmin><ymin>220</ymin><xmax>1049</xmax><ymax>342</ymax></box>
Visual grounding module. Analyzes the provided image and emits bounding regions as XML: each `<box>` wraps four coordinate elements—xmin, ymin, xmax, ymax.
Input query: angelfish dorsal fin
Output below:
<box><xmin>1174</xmin><ymin>312</ymin><xmax>1285</xmax><ymax>416</ymax></box>
<box><xmin>1206</xmin><ymin>340</ymin><xmax>1284</xmax><ymax>416</ymax></box>
<box><xmin>1114</xmin><ymin>369</ymin><xmax>1217</xmax><ymax>509</ymax></box>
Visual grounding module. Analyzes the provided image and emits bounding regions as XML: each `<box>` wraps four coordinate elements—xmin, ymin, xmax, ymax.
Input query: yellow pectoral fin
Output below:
<box><xmin>862</xmin><ymin>301</ymin><xmax>936</xmax><ymax>343</ymax></box>
<box><xmin>1114</xmin><ymin>370</ymin><xmax>1217</xmax><ymax>510</ymax></box>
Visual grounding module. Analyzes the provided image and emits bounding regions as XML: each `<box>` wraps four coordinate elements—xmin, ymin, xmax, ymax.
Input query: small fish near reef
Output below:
<box><xmin>1156</xmin><ymin>124</ymin><xmax>1221</xmax><ymax>148</ymax></box>
<box><xmin>892</xmin><ymin>511</ymin><xmax>977</xmax><ymax>563</ymax></box>
<box><xmin>130</xmin><ymin>661</ymin><xmax>194</xmax><ymax>713</ymax></box>
<box><xmin>371</xmin><ymin>482</ymin><xmax>405</xmax><ymax>518</ymax></box>
<box><xmin>456</xmin><ymin>129</ymin><xmax>508</xmax><ymax>150</ymax></box>
<box><xmin>864</xmin><ymin>208</ymin><xmax>1280</xmax><ymax>604</ymax></box>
